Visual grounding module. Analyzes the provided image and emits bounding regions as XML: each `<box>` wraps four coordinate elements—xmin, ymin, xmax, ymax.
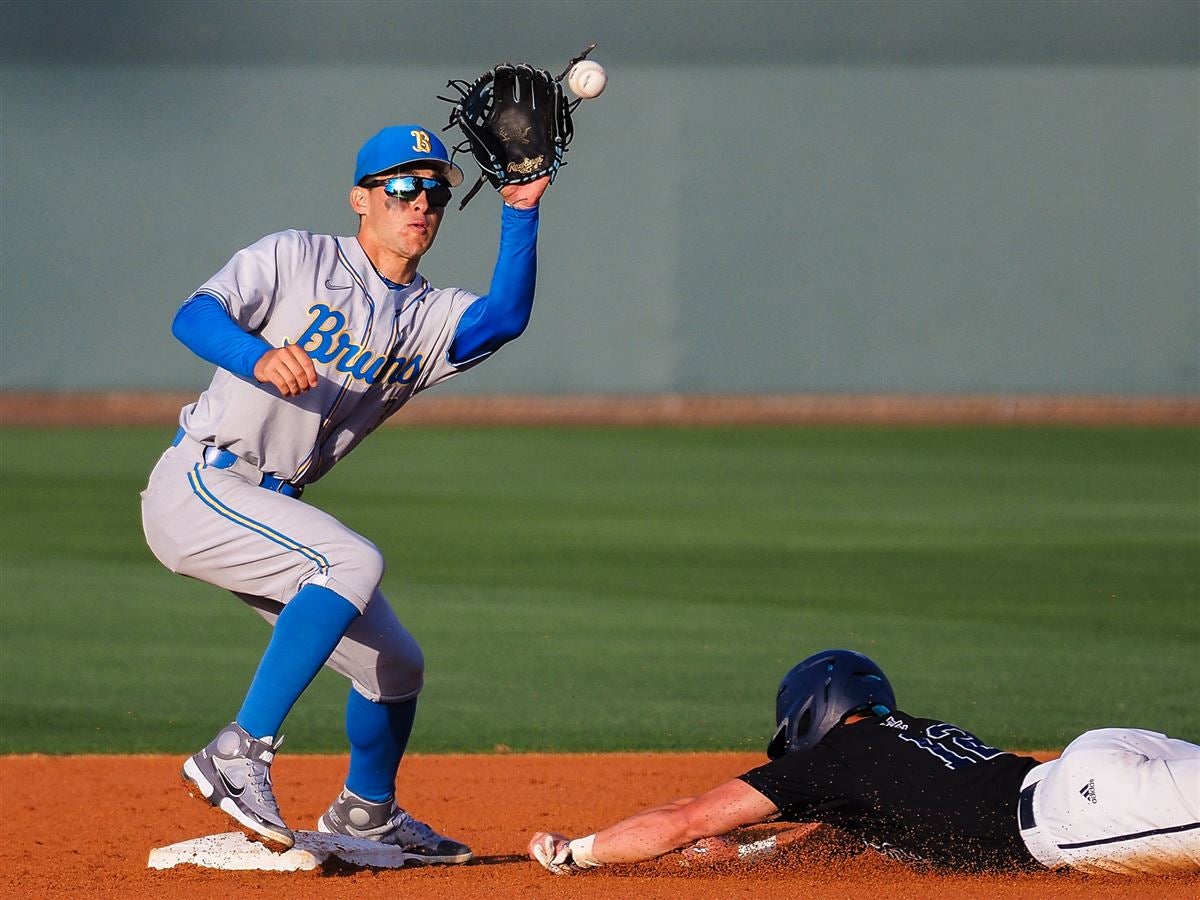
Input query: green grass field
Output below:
<box><xmin>1</xmin><ymin>425</ymin><xmax>1197</xmax><ymax>754</ymax></box>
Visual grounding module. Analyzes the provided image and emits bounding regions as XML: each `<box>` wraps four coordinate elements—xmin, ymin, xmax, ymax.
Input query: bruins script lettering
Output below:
<box><xmin>292</xmin><ymin>302</ymin><xmax>422</xmax><ymax>385</ymax></box>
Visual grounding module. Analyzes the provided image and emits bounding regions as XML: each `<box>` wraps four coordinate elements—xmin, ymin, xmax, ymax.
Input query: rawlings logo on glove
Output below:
<box><xmin>439</xmin><ymin>44</ymin><xmax>596</xmax><ymax>210</ymax></box>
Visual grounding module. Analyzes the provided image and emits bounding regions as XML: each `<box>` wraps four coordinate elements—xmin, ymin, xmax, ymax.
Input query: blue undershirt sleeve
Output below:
<box><xmin>448</xmin><ymin>203</ymin><xmax>539</xmax><ymax>367</ymax></box>
<box><xmin>172</xmin><ymin>293</ymin><xmax>272</xmax><ymax>381</ymax></box>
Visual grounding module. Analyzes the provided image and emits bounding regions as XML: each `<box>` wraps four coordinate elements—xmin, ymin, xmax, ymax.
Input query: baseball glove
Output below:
<box><xmin>440</xmin><ymin>44</ymin><xmax>596</xmax><ymax>209</ymax></box>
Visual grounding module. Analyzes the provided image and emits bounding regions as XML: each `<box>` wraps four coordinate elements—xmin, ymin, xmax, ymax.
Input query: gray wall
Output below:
<box><xmin>2</xmin><ymin>0</ymin><xmax>1197</xmax><ymax>394</ymax></box>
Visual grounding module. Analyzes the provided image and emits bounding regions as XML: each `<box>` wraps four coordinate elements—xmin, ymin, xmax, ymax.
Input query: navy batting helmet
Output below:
<box><xmin>766</xmin><ymin>649</ymin><xmax>896</xmax><ymax>759</ymax></box>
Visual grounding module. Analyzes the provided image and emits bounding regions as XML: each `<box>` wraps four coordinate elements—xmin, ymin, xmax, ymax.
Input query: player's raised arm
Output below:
<box><xmin>447</xmin><ymin>178</ymin><xmax>550</xmax><ymax>367</ymax></box>
<box><xmin>441</xmin><ymin>46</ymin><xmax>600</xmax><ymax>365</ymax></box>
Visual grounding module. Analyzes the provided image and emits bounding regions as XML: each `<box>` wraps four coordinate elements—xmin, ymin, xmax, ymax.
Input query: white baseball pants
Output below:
<box><xmin>1018</xmin><ymin>727</ymin><xmax>1200</xmax><ymax>875</ymax></box>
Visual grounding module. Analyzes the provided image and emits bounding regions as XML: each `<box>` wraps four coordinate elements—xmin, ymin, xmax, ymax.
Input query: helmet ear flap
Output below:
<box><xmin>767</xmin><ymin>650</ymin><xmax>895</xmax><ymax>757</ymax></box>
<box><xmin>766</xmin><ymin>699</ymin><xmax>815</xmax><ymax>759</ymax></box>
<box><xmin>766</xmin><ymin>717</ymin><xmax>789</xmax><ymax>760</ymax></box>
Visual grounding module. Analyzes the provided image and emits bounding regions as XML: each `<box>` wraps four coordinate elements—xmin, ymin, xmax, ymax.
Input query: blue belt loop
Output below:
<box><xmin>202</xmin><ymin>445</ymin><xmax>240</xmax><ymax>471</ymax></box>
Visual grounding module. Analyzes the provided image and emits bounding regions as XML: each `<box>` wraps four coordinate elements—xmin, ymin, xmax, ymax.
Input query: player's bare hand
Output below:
<box><xmin>500</xmin><ymin>176</ymin><xmax>550</xmax><ymax>209</ymax></box>
<box><xmin>254</xmin><ymin>344</ymin><xmax>319</xmax><ymax>396</ymax></box>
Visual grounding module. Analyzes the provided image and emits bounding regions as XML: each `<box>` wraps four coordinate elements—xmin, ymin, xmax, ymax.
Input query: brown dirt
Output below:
<box><xmin>2</xmin><ymin>753</ymin><xmax>1196</xmax><ymax>899</ymax></box>
<box><xmin>2</xmin><ymin>391</ymin><xmax>1198</xmax><ymax>427</ymax></box>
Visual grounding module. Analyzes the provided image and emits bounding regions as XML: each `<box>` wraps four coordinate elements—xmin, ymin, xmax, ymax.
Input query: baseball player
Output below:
<box><xmin>529</xmin><ymin>649</ymin><xmax>1200</xmax><ymax>876</ymax></box>
<box><xmin>140</xmin><ymin>124</ymin><xmax>551</xmax><ymax>859</ymax></box>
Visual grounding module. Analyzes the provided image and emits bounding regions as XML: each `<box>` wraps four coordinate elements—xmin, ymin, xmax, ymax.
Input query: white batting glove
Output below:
<box><xmin>529</xmin><ymin>832</ymin><xmax>602</xmax><ymax>875</ymax></box>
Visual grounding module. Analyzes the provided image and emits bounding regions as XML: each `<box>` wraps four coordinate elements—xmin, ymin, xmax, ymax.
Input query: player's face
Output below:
<box><xmin>357</xmin><ymin>166</ymin><xmax>447</xmax><ymax>267</ymax></box>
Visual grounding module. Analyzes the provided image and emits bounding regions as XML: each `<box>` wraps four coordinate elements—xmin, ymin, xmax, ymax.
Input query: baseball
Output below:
<box><xmin>567</xmin><ymin>60</ymin><xmax>607</xmax><ymax>99</ymax></box>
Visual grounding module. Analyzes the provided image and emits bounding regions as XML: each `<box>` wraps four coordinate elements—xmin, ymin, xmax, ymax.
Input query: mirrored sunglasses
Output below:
<box><xmin>371</xmin><ymin>175</ymin><xmax>452</xmax><ymax>208</ymax></box>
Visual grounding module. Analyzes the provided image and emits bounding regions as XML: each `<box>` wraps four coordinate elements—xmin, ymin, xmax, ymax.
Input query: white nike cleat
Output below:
<box><xmin>182</xmin><ymin>721</ymin><xmax>294</xmax><ymax>850</ymax></box>
<box><xmin>317</xmin><ymin>788</ymin><xmax>472</xmax><ymax>864</ymax></box>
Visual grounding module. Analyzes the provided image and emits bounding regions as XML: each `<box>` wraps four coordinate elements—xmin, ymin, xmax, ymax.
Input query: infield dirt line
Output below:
<box><xmin>2</xmin><ymin>390</ymin><xmax>1198</xmax><ymax>427</ymax></box>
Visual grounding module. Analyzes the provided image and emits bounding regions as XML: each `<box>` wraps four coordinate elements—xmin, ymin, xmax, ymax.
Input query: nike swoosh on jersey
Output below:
<box><xmin>325</xmin><ymin>278</ymin><xmax>353</xmax><ymax>290</ymax></box>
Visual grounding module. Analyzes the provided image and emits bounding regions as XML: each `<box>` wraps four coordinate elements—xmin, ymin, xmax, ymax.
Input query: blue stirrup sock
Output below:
<box><xmin>236</xmin><ymin>584</ymin><xmax>360</xmax><ymax>740</ymax></box>
<box><xmin>344</xmin><ymin>689</ymin><xmax>418</xmax><ymax>803</ymax></box>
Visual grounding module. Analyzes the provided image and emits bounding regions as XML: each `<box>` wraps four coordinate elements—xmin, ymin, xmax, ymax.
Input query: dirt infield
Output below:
<box><xmin>2</xmin><ymin>753</ymin><xmax>1196</xmax><ymax>899</ymax></box>
<box><xmin>2</xmin><ymin>390</ymin><xmax>1198</xmax><ymax>427</ymax></box>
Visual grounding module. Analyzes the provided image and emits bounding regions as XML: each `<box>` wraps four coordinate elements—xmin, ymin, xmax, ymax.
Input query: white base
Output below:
<box><xmin>147</xmin><ymin>830</ymin><xmax>417</xmax><ymax>871</ymax></box>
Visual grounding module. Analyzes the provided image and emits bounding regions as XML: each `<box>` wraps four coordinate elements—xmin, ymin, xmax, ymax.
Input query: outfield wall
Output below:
<box><xmin>2</xmin><ymin>2</ymin><xmax>1197</xmax><ymax>396</ymax></box>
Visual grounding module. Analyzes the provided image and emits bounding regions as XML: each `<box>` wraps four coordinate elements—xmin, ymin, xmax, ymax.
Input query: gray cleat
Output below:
<box><xmin>181</xmin><ymin>721</ymin><xmax>294</xmax><ymax>850</ymax></box>
<box><xmin>317</xmin><ymin>788</ymin><xmax>473</xmax><ymax>864</ymax></box>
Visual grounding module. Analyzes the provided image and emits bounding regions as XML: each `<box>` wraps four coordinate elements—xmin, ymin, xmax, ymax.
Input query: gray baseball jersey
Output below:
<box><xmin>141</xmin><ymin>227</ymin><xmax>488</xmax><ymax>702</ymax></box>
<box><xmin>182</xmin><ymin>228</ymin><xmax>478</xmax><ymax>484</ymax></box>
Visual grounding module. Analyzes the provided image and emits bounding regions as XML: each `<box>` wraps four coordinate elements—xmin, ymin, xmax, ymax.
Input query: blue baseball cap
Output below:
<box><xmin>353</xmin><ymin>125</ymin><xmax>464</xmax><ymax>187</ymax></box>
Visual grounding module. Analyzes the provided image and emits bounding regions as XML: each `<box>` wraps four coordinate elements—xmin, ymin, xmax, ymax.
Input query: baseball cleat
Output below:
<box><xmin>317</xmin><ymin>788</ymin><xmax>473</xmax><ymax>864</ymax></box>
<box><xmin>181</xmin><ymin>721</ymin><xmax>294</xmax><ymax>850</ymax></box>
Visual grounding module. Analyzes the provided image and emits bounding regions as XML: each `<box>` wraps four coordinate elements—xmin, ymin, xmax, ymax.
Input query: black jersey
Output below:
<box><xmin>739</xmin><ymin>710</ymin><xmax>1040</xmax><ymax>871</ymax></box>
